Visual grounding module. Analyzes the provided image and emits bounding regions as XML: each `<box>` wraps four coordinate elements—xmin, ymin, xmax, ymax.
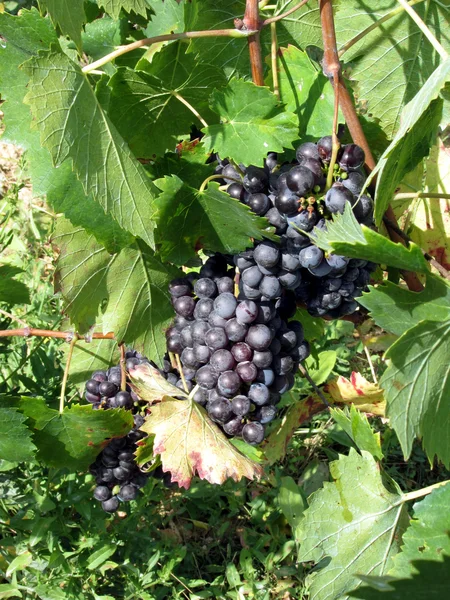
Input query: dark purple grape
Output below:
<box><xmin>309</xmin><ymin>258</ymin><xmax>333</xmax><ymax>277</ymax></box>
<box><xmin>241</xmin><ymin>265</ymin><xmax>263</xmax><ymax>288</ymax></box>
<box><xmin>176</xmin><ymin>379</ymin><xmax>193</xmax><ymax>393</ymax></box>
<box><xmin>259</xmin><ymin>276</ymin><xmax>282</xmax><ymax>300</ymax></box>
<box><xmin>196</xmin><ymin>365</ymin><xmax>218</xmax><ymax>389</ymax></box>
<box><xmin>298</xmin><ymin>157</ymin><xmax>326</xmax><ymax>189</ymax></box>
<box><xmin>222</xmin><ymin>163</ymin><xmax>241</xmax><ymax>183</ymax></box>
<box><xmin>254</xmin><ymin>405</ymin><xmax>277</xmax><ymax>424</ymax></box>
<box><xmin>93</xmin><ymin>370</ymin><xmax>108</xmax><ymax>382</ymax></box>
<box><xmin>231</xmin><ymin>342</ymin><xmax>253</xmax><ymax>363</ymax></box>
<box><xmin>243</xmin><ymin>166</ymin><xmax>268</xmax><ymax>193</ymax></box>
<box><xmin>208</xmin><ymin>310</ymin><xmax>228</xmax><ymax>329</ymax></box>
<box><xmin>235</xmin><ymin>253</ymin><xmax>255</xmax><ymax>271</ymax></box>
<box><xmin>193</xmin><ymin>343</ymin><xmax>211</xmax><ymax>364</ymax></box>
<box><xmin>287</xmin><ymin>209</ymin><xmax>318</xmax><ymax>233</ymax></box>
<box><xmin>324</xmin><ymin>184</ymin><xmax>354</xmax><ymax>214</ymax></box>
<box><xmin>173</xmin><ymin>315</ymin><xmax>194</xmax><ymax>331</ymax></box>
<box><xmin>214</xmin><ymin>293</ymin><xmax>237</xmax><ymax>319</ymax></box>
<box><xmin>194</xmin><ymin>278</ymin><xmax>217</xmax><ymax>299</ymax></box>
<box><xmin>166</xmin><ymin>334</ymin><xmax>183</xmax><ymax>354</ymax></box>
<box><xmin>119</xmin><ymin>484</ymin><xmax>138</xmax><ymax>501</ymax></box>
<box><xmin>299</xmin><ymin>245</ymin><xmax>323</xmax><ymax>269</ymax></box>
<box><xmin>353</xmin><ymin>194</ymin><xmax>374</xmax><ymax>224</ymax></box>
<box><xmin>242</xmin><ymin>422</ymin><xmax>265</xmax><ymax>445</ymax></box>
<box><xmin>216</xmin><ymin>277</ymin><xmax>234</xmax><ymax>294</ymax></box>
<box><xmin>296</xmin><ymin>142</ymin><xmax>320</xmax><ymax>162</ymax></box>
<box><xmin>236</xmin><ymin>361</ymin><xmax>258</xmax><ymax>383</ymax></box>
<box><xmin>86</xmin><ymin>391</ymin><xmax>101</xmax><ymax>404</ymax></box>
<box><xmin>265</xmin><ymin>152</ymin><xmax>278</xmax><ymax>171</ymax></box>
<box><xmin>273</xmin><ymin>355</ymin><xmax>294</xmax><ymax>375</ymax></box>
<box><xmin>246</xmin><ymin>325</ymin><xmax>272</xmax><ymax>351</ymax></box>
<box><xmin>86</xmin><ymin>379</ymin><xmax>100</xmax><ymax>394</ymax></box>
<box><xmin>275</xmin><ymin>187</ymin><xmax>300</xmax><ymax>215</ymax></box>
<box><xmin>193</xmin><ymin>386</ymin><xmax>208</xmax><ymax>405</ymax></box>
<box><xmin>227</xmin><ymin>182</ymin><xmax>245</xmax><ymax>200</ymax></box>
<box><xmin>269</xmin><ymin>336</ymin><xmax>282</xmax><ymax>355</ymax></box>
<box><xmin>102</xmin><ymin>496</ymin><xmax>120</xmax><ymax>513</ymax></box>
<box><xmin>343</xmin><ymin>267</ymin><xmax>360</xmax><ymax>282</ymax></box>
<box><xmin>327</xmin><ymin>254</ymin><xmax>348</xmax><ymax>273</ymax></box>
<box><xmin>223</xmin><ymin>418</ymin><xmax>244</xmax><ymax>436</ymax></box>
<box><xmin>180</xmin><ymin>326</ymin><xmax>194</xmax><ymax>348</ymax></box>
<box><xmin>286</xmin><ymin>166</ymin><xmax>315</xmax><ymax>196</ymax></box>
<box><xmin>278</xmin><ymin>270</ymin><xmax>301</xmax><ymax>289</ymax></box>
<box><xmin>169</xmin><ymin>278</ymin><xmax>192</xmax><ymax>298</ymax></box>
<box><xmin>231</xmin><ymin>395</ymin><xmax>251</xmax><ymax>416</ymax></box>
<box><xmin>341</xmin><ymin>170</ymin><xmax>366</xmax><ymax>195</ymax></box>
<box><xmin>208</xmin><ymin>399</ymin><xmax>233</xmax><ymax>423</ymax></box>
<box><xmin>217</xmin><ymin>370</ymin><xmax>241</xmax><ymax>397</ymax></box>
<box><xmin>339</xmin><ymin>144</ymin><xmax>365</xmax><ymax>171</ymax></box>
<box><xmin>240</xmin><ymin>282</ymin><xmax>262</xmax><ymax>301</ymax></box>
<box><xmin>290</xmin><ymin>340</ymin><xmax>310</xmax><ymax>362</ymax></box>
<box><xmin>205</xmin><ymin>327</ymin><xmax>229</xmax><ymax>351</ymax></box>
<box><xmin>321</xmin><ymin>291</ymin><xmax>342</xmax><ymax>309</ymax></box>
<box><xmin>235</xmin><ymin>299</ymin><xmax>259</xmax><ymax>324</ymax></box>
<box><xmin>281</xmin><ymin>251</ymin><xmax>300</xmax><ymax>272</ymax></box>
<box><xmin>180</xmin><ymin>347</ymin><xmax>199</xmax><ymax>368</ymax></box>
<box><xmin>247</xmin><ymin>193</ymin><xmax>270</xmax><ymax>215</ymax></box>
<box><xmin>113</xmin><ymin>465</ymin><xmax>133</xmax><ymax>481</ymax></box>
<box><xmin>210</xmin><ymin>349</ymin><xmax>236</xmax><ymax>372</ymax></box>
<box><xmin>254</xmin><ymin>242</ymin><xmax>280</xmax><ymax>268</ymax></box>
<box><xmin>99</xmin><ymin>381</ymin><xmax>118</xmax><ymax>398</ymax></box>
<box><xmin>255</xmin><ymin>368</ymin><xmax>275</xmax><ymax>386</ymax></box>
<box><xmin>317</xmin><ymin>135</ymin><xmax>333</xmax><ymax>162</ymax></box>
<box><xmin>266</xmin><ymin>207</ymin><xmax>287</xmax><ymax>233</ymax></box>
<box><xmin>252</xmin><ymin>350</ymin><xmax>273</xmax><ymax>369</ymax></box>
<box><xmin>225</xmin><ymin>318</ymin><xmax>248</xmax><ymax>342</ymax></box>
<box><xmin>94</xmin><ymin>485</ymin><xmax>112</xmax><ymax>501</ymax></box>
<box><xmin>192</xmin><ymin>320</ymin><xmax>211</xmax><ymax>343</ymax></box>
<box><xmin>115</xmin><ymin>391</ymin><xmax>133</xmax><ymax>409</ymax></box>
<box><xmin>194</xmin><ymin>298</ymin><xmax>214</xmax><ymax>320</ymax></box>
<box><xmin>173</xmin><ymin>296</ymin><xmax>195</xmax><ymax>318</ymax></box>
<box><xmin>248</xmin><ymin>383</ymin><xmax>270</xmax><ymax>406</ymax></box>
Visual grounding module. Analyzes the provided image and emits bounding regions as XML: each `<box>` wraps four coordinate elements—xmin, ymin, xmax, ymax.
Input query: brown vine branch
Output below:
<box><xmin>244</xmin><ymin>0</ymin><xmax>265</xmax><ymax>86</ymax></box>
<box><xmin>262</xmin><ymin>0</ymin><xmax>310</xmax><ymax>26</ymax></box>
<box><xmin>0</xmin><ymin>328</ymin><xmax>115</xmax><ymax>340</ymax></box>
<box><xmin>319</xmin><ymin>0</ymin><xmax>424</xmax><ymax>292</ymax></box>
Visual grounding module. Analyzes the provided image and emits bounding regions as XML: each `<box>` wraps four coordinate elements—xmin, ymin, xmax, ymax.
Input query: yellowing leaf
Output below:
<box><xmin>129</xmin><ymin>362</ymin><xmax>187</xmax><ymax>403</ymax></box>
<box><xmin>140</xmin><ymin>398</ymin><xmax>263</xmax><ymax>489</ymax></box>
<box><xmin>325</xmin><ymin>373</ymin><xmax>385</xmax><ymax>416</ymax></box>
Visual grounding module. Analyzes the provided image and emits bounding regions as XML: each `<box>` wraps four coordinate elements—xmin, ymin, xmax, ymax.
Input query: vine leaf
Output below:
<box><xmin>370</xmin><ymin>58</ymin><xmax>450</xmax><ymax>225</ymax></box>
<box><xmin>325</xmin><ymin>373</ymin><xmax>385</xmax><ymax>416</ymax></box>
<box><xmin>0</xmin><ymin>265</ymin><xmax>30</xmax><ymax>305</ymax></box>
<box><xmin>154</xmin><ymin>177</ymin><xmax>275</xmax><ymax>265</ymax></box>
<box><xmin>108</xmin><ymin>43</ymin><xmax>226</xmax><ymax>158</ymax></box>
<box><xmin>53</xmin><ymin>218</ymin><xmax>179</xmax><ymax>364</ymax></box>
<box><xmin>202</xmin><ymin>78</ymin><xmax>298</xmax><ymax>167</ymax></box>
<box><xmin>389</xmin><ymin>482</ymin><xmax>450</xmax><ymax>578</ymax></box>
<box><xmin>335</xmin><ymin>0</ymin><xmax>450</xmax><ymax>139</ymax></box>
<box><xmin>42</xmin><ymin>0</ymin><xmax>86</xmax><ymax>51</ymax></box>
<box><xmin>99</xmin><ymin>0</ymin><xmax>148</xmax><ymax>20</ymax></box>
<box><xmin>330</xmin><ymin>405</ymin><xmax>383</xmax><ymax>460</ymax></box>
<box><xmin>359</xmin><ymin>273</ymin><xmax>450</xmax><ymax>336</ymax></box>
<box><xmin>0</xmin><ymin>406</ymin><xmax>37</xmax><ymax>462</ymax></box>
<box><xmin>68</xmin><ymin>338</ymin><xmax>121</xmax><ymax>393</ymax></box>
<box><xmin>23</xmin><ymin>49</ymin><xmax>158</xmax><ymax>247</ymax></box>
<box><xmin>274</xmin><ymin>0</ymin><xmax>324</xmax><ymax>52</ymax></box>
<box><xmin>144</xmin><ymin>0</ymin><xmax>186</xmax><ymax>45</ymax></box>
<box><xmin>349</xmin><ymin>554</ymin><xmax>450</xmax><ymax>599</ymax></box>
<box><xmin>312</xmin><ymin>203</ymin><xmax>429</xmax><ymax>273</ymax></box>
<box><xmin>381</xmin><ymin>319</ymin><xmax>450</xmax><ymax>467</ymax></box>
<box><xmin>298</xmin><ymin>449</ymin><xmax>409</xmax><ymax>600</ymax></box>
<box><xmin>304</xmin><ymin>350</ymin><xmax>337</xmax><ymax>386</ymax></box>
<box><xmin>264</xmin><ymin>395</ymin><xmax>325</xmax><ymax>465</ymax></box>
<box><xmin>130</xmin><ymin>363</ymin><xmax>263</xmax><ymax>488</ymax></box>
<box><xmin>265</xmin><ymin>45</ymin><xmax>338</xmax><ymax>138</ymax></box>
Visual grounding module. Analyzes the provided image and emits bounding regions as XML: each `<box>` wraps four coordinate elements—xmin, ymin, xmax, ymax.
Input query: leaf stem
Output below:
<box><xmin>199</xmin><ymin>173</ymin><xmax>242</xmax><ymax>193</ymax></box>
<box><xmin>298</xmin><ymin>364</ymin><xmax>330</xmax><ymax>408</ymax></box>
<box><xmin>402</xmin><ymin>479</ymin><xmax>450</xmax><ymax>503</ymax></box>
<box><xmin>396</xmin><ymin>0</ymin><xmax>448</xmax><ymax>59</ymax></box>
<box><xmin>175</xmin><ymin>353</ymin><xmax>189</xmax><ymax>393</ymax></box>
<box><xmin>120</xmin><ymin>343</ymin><xmax>127</xmax><ymax>392</ymax></box>
<box><xmin>262</xmin><ymin>0</ymin><xmax>310</xmax><ymax>26</ymax></box>
<box><xmin>188</xmin><ymin>384</ymin><xmax>200</xmax><ymax>401</ymax></box>
<box><xmin>244</xmin><ymin>0</ymin><xmax>265</xmax><ymax>86</ymax></box>
<box><xmin>364</xmin><ymin>346</ymin><xmax>378</xmax><ymax>384</ymax></box>
<box><xmin>172</xmin><ymin>92</ymin><xmax>208</xmax><ymax>128</ymax></box>
<box><xmin>338</xmin><ymin>0</ymin><xmax>425</xmax><ymax>58</ymax></box>
<box><xmin>59</xmin><ymin>335</ymin><xmax>77</xmax><ymax>414</ymax></box>
<box><xmin>270</xmin><ymin>22</ymin><xmax>280</xmax><ymax>98</ymax></box>
<box><xmin>0</xmin><ymin>328</ymin><xmax>115</xmax><ymax>339</ymax></box>
<box><xmin>82</xmin><ymin>29</ymin><xmax>257</xmax><ymax>74</ymax></box>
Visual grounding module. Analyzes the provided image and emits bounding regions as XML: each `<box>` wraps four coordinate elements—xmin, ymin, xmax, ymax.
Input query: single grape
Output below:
<box><xmin>94</xmin><ymin>485</ymin><xmax>112</xmax><ymax>501</ymax></box>
<box><xmin>92</xmin><ymin>370</ymin><xmax>108</xmax><ymax>382</ymax></box>
<box><xmin>259</xmin><ymin>276</ymin><xmax>282</xmax><ymax>300</ymax></box>
<box><xmin>227</xmin><ymin>182</ymin><xmax>245</xmax><ymax>200</ymax></box>
<box><xmin>173</xmin><ymin>315</ymin><xmax>194</xmax><ymax>331</ymax></box>
<box><xmin>214</xmin><ymin>293</ymin><xmax>237</xmax><ymax>319</ymax></box>
<box><xmin>241</xmin><ymin>265</ymin><xmax>263</xmax><ymax>288</ymax></box>
<box><xmin>86</xmin><ymin>391</ymin><xmax>101</xmax><ymax>403</ymax></box>
<box><xmin>217</xmin><ymin>370</ymin><xmax>242</xmax><ymax>397</ymax></box>
<box><xmin>195</xmin><ymin>365</ymin><xmax>218</xmax><ymax>390</ymax></box>
<box><xmin>246</xmin><ymin>324</ymin><xmax>272</xmax><ymax>351</ymax></box>
<box><xmin>205</xmin><ymin>327</ymin><xmax>229</xmax><ymax>350</ymax></box>
<box><xmin>194</xmin><ymin>278</ymin><xmax>217</xmax><ymax>299</ymax></box>
<box><xmin>317</xmin><ymin>135</ymin><xmax>333</xmax><ymax>162</ymax></box>
<box><xmin>343</xmin><ymin>267</ymin><xmax>359</xmax><ymax>282</ymax></box>
<box><xmin>231</xmin><ymin>395</ymin><xmax>251</xmax><ymax>416</ymax></box>
<box><xmin>296</xmin><ymin>141</ymin><xmax>320</xmax><ymax>162</ymax></box>
<box><xmin>115</xmin><ymin>391</ymin><xmax>133</xmax><ymax>409</ymax></box>
<box><xmin>236</xmin><ymin>361</ymin><xmax>258</xmax><ymax>383</ymax></box>
<box><xmin>327</xmin><ymin>254</ymin><xmax>348</xmax><ymax>273</ymax></box>
<box><xmin>180</xmin><ymin>347</ymin><xmax>199</xmax><ymax>368</ymax></box>
<box><xmin>173</xmin><ymin>296</ymin><xmax>195</xmax><ymax>318</ymax></box>
<box><xmin>223</xmin><ymin>417</ymin><xmax>244</xmax><ymax>436</ymax></box>
<box><xmin>208</xmin><ymin>399</ymin><xmax>234</xmax><ymax>423</ymax></box>
<box><xmin>86</xmin><ymin>379</ymin><xmax>100</xmax><ymax>394</ymax></box>
<box><xmin>286</xmin><ymin>166</ymin><xmax>315</xmax><ymax>196</ymax></box>
<box><xmin>309</xmin><ymin>259</ymin><xmax>333</xmax><ymax>277</ymax></box>
<box><xmin>265</xmin><ymin>151</ymin><xmax>278</xmax><ymax>171</ymax></box>
<box><xmin>210</xmin><ymin>349</ymin><xmax>236</xmax><ymax>372</ymax></box>
<box><xmin>299</xmin><ymin>245</ymin><xmax>323</xmax><ymax>269</ymax></box>
<box><xmin>119</xmin><ymin>484</ymin><xmax>138</xmax><ymax>501</ymax></box>
<box><xmin>216</xmin><ymin>277</ymin><xmax>234</xmax><ymax>294</ymax></box>
<box><xmin>225</xmin><ymin>318</ymin><xmax>248</xmax><ymax>342</ymax></box>
<box><xmin>254</xmin><ymin>242</ymin><xmax>280</xmax><ymax>268</ymax></box>
<box><xmin>240</xmin><ymin>283</ymin><xmax>262</xmax><ymax>301</ymax></box>
<box><xmin>193</xmin><ymin>343</ymin><xmax>211</xmax><ymax>364</ymax></box>
<box><xmin>222</xmin><ymin>163</ymin><xmax>241</xmax><ymax>183</ymax></box>
<box><xmin>324</xmin><ymin>184</ymin><xmax>354</xmax><ymax>214</ymax></box>
<box><xmin>280</xmin><ymin>251</ymin><xmax>300</xmax><ymax>272</ymax></box>
<box><xmin>176</xmin><ymin>379</ymin><xmax>194</xmax><ymax>392</ymax></box>
<box><xmin>193</xmin><ymin>386</ymin><xmax>208</xmax><ymax>405</ymax></box>
<box><xmin>290</xmin><ymin>340</ymin><xmax>310</xmax><ymax>362</ymax></box>
<box><xmin>235</xmin><ymin>253</ymin><xmax>255</xmax><ymax>271</ymax></box>
<box><xmin>298</xmin><ymin>157</ymin><xmax>326</xmax><ymax>189</ymax></box>
<box><xmin>275</xmin><ymin>187</ymin><xmax>300</xmax><ymax>216</ymax></box>
<box><xmin>341</xmin><ymin>169</ymin><xmax>366</xmax><ymax>195</ymax></box>
<box><xmin>287</xmin><ymin>209</ymin><xmax>318</xmax><ymax>233</ymax></box>
<box><xmin>194</xmin><ymin>298</ymin><xmax>214</xmax><ymax>320</ymax></box>
<box><xmin>102</xmin><ymin>496</ymin><xmax>120</xmax><ymax>513</ymax></box>
<box><xmin>243</xmin><ymin>165</ymin><xmax>269</xmax><ymax>193</ymax></box>
<box><xmin>113</xmin><ymin>465</ymin><xmax>133</xmax><ymax>481</ymax></box>
<box><xmin>339</xmin><ymin>144</ymin><xmax>365</xmax><ymax>171</ymax></box>
<box><xmin>180</xmin><ymin>326</ymin><xmax>194</xmax><ymax>348</ymax></box>
<box><xmin>208</xmin><ymin>310</ymin><xmax>228</xmax><ymax>329</ymax></box>
<box><xmin>247</xmin><ymin>193</ymin><xmax>270</xmax><ymax>215</ymax></box>
<box><xmin>242</xmin><ymin>422</ymin><xmax>265</xmax><ymax>445</ymax></box>
<box><xmin>272</xmin><ymin>355</ymin><xmax>294</xmax><ymax>375</ymax></box>
<box><xmin>248</xmin><ymin>383</ymin><xmax>270</xmax><ymax>406</ymax></box>
<box><xmin>254</xmin><ymin>405</ymin><xmax>278</xmax><ymax>424</ymax></box>
<box><xmin>252</xmin><ymin>350</ymin><xmax>273</xmax><ymax>369</ymax></box>
<box><xmin>169</xmin><ymin>278</ymin><xmax>192</xmax><ymax>298</ymax></box>
<box><xmin>231</xmin><ymin>342</ymin><xmax>253</xmax><ymax>363</ymax></box>
<box><xmin>266</xmin><ymin>207</ymin><xmax>288</xmax><ymax>234</ymax></box>
<box><xmin>192</xmin><ymin>320</ymin><xmax>211</xmax><ymax>343</ymax></box>
<box><xmin>321</xmin><ymin>291</ymin><xmax>342</xmax><ymax>310</ymax></box>
<box><xmin>278</xmin><ymin>270</ymin><xmax>301</xmax><ymax>289</ymax></box>
<box><xmin>98</xmin><ymin>381</ymin><xmax>118</xmax><ymax>398</ymax></box>
<box><xmin>255</xmin><ymin>368</ymin><xmax>275</xmax><ymax>386</ymax></box>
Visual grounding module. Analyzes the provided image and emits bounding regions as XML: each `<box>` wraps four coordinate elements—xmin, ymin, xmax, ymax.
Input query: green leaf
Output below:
<box><xmin>359</xmin><ymin>274</ymin><xmax>450</xmax><ymax>336</ymax></box>
<box><xmin>82</xmin><ymin>16</ymin><xmax>125</xmax><ymax>73</ymax></box>
<box><xmin>0</xmin><ymin>407</ymin><xmax>36</xmax><ymax>462</ymax></box>
<box><xmin>371</xmin><ymin>58</ymin><xmax>450</xmax><ymax>224</ymax></box>
<box><xmin>69</xmin><ymin>339</ymin><xmax>121</xmax><ymax>392</ymax></box>
<box><xmin>312</xmin><ymin>203</ymin><xmax>429</xmax><ymax>273</ymax></box>
<box><xmin>147</xmin><ymin>140</ymin><xmax>213</xmax><ymax>188</ymax></box>
<box><xmin>54</xmin><ymin>218</ymin><xmax>180</xmax><ymax>364</ymax></box>
<box><xmin>144</xmin><ymin>0</ymin><xmax>185</xmax><ymax>38</ymax></box>
<box><xmin>18</xmin><ymin>397</ymin><xmax>133</xmax><ymax>469</ymax></box>
<box><xmin>265</xmin><ymin>45</ymin><xmax>337</xmax><ymax>138</ymax></box>
<box><xmin>305</xmin><ymin>350</ymin><xmax>337</xmax><ymax>386</ymax></box>
<box><xmin>43</xmin><ymin>0</ymin><xmax>86</xmax><ymax>51</ymax></box>
<box><xmin>154</xmin><ymin>177</ymin><xmax>274</xmax><ymax>265</ymax></box>
<box><xmin>203</xmin><ymin>78</ymin><xmax>298</xmax><ymax>166</ymax></box>
<box><xmin>389</xmin><ymin>483</ymin><xmax>450</xmax><ymax>578</ymax></box>
<box><xmin>99</xmin><ymin>0</ymin><xmax>148</xmax><ymax>19</ymax></box>
<box><xmin>273</xmin><ymin>0</ymin><xmax>324</xmax><ymax>51</ymax></box>
<box><xmin>6</xmin><ymin>552</ymin><xmax>32</xmax><ymax>577</ymax></box>
<box><xmin>298</xmin><ymin>449</ymin><xmax>409</xmax><ymax>600</ymax></box>
<box><xmin>87</xmin><ymin>545</ymin><xmax>117</xmax><ymax>570</ymax></box>
<box><xmin>381</xmin><ymin>319</ymin><xmax>450</xmax><ymax>467</ymax></box>
<box><xmin>277</xmin><ymin>476</ymin><xmax>306</xmax><ymax>533</ymax></box>
<box><xmin>23</xmin><ymin>49</ymin><xmax>158</xmax><ymax>247</ymax></box>
<box><xmin>0</xmin><ymin>584</ymin><xmax>22</xmax><ymax>599</ymax></box>
<box><xmin>349</xmin><ymin>554</ymin><xmax>450</xmax><ymax>599</ymax></box>
<box><xmin>0</xmin><ymin>265</ymin><xmax>30</xmax><ymax>305</ymax></box>
<box><xmin>330</xmin><ymin>405</ymin><xmax>383</xmax><ymax>460</ymax></box>
<box><xmin>293</xmin><ymin>307</ymin><xmax>324</xmax><ymax>342</ymax></box>
<box><xmin>335</xmin><ymin>0</ymin><xmax>450</xmax><ymax>139</ymax></box>
<box><xmin>107</xmin><ymin>42</ymin><xmax>226</xmax><ymax>158</ymax></box>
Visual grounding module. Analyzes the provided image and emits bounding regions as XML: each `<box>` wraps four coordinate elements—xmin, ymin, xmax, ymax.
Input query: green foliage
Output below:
<box><xmin>42</xmin><ymin>0</ymin><xmax>86</xmax><ymax>51</ymax></box>
<box><xmin>100</xmin><ymin>0</ymin><xmax>148</xmax><ymax>20</ymax></box>
<box><xmin>203</xmin><ymin>78</ymin><xmax>298</xmax><ymax>166</ymax></box>
<box><xmin>0</xmin><ymin>407</ymin><xmax>36</xmax><ymax>462</ymax></box>
<box><xmin>0</xmin><ymin>266</ymin><xmax>30</xmax><ymax>305</ymax></box>
<box><xmin>331</xmin><ymin>405</ymin><xmax>383</xmax><ymax>460</ymax></box>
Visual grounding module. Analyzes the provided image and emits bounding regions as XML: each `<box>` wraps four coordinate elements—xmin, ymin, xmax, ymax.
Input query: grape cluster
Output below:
<box><xmin>86</xmin><ymin>351</ymin><xmax>150</xmax><ymax>513</ymax></box>
<box><xmin>165</xmin><ymin>255</ymin><xmax>309</xmax><ymax>445</ymax></box>
<box><xmin>215</xmin><ymin>137</ymin><xmax>376</xmax><ymax>317</ymax></box>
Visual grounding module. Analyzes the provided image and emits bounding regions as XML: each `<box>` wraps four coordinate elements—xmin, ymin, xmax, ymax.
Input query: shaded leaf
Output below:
<box><xmin>100</xmin><ymin>0</ymin><xmax>148</xmax><ymax>19</ymax></box>
<box><xmin>23</xmin><ymin>49</ymin><xmax>158</xmax><ymax>247</ymax></box>
<box><xmin>312</xmin><ymin>203</ymin><xmax>429</xmax><ymax>273</ymax></box>
<box><xmin>389</xmin><ymin>482</ymin><xmax>450</xmax><ymax>578</ymax></box>
<box><xmin>69</xmin><ymin>339</ymin><xmax>121</xmax><ymax>392</ymax></box>
<box><xmin>154</xmin><ymin>176</ymin><xmax>274</xmax><ymax>265</ymax></box>
<box><xmin>264</xmin><ymin>395</ymin><xmax>325</xmax><ymax>465</ymax></box>
<box><xmin>265</xmin><ymin>45</ymin><xmax>337</xmax><ymax>138</ymax></box>
<box><xmin>331</xmin><ymin>405</ymin><xmax>383</xmax><ymax>460</ymax></box>
<box><xmin>370</xmin><ymin>58</ymin><xmax>450</xmax><ymax>224</ymax></box>
<box><xmin>325</xmin><ymin>372</ymin><xmax>385</xmax><ymax>416</ymax></box>
<box><xmin>133</xmin><ymin>365</ymin><xmax>262</xmax><ymax>488</ymax></box>
<box><xmin>299</xmin><ymin>449</ymin><xmax>409</xmax><ymax>600</ymax></box>
<box><xmin>0</xmin><ymin>406</ymin><xmax>36</xmax><ymax>462</ymax></box>
<box><xmin>359</xmin><ymin>274</ymin><xmax>450</xmax><ymax>336</ymax></box>
<box><xmin>43</xmin><ymin>0</ymin><xmax>86</xmax><ymax>51</ymax></box>
<box><xmin>293</xmin><ymin>307</ymin><xmax>324</xmax><ymax>342</ymax></box>
<box><xmin>87</xmin><ymin>545</ymin><xmax>117</xmax><ymax>570</ymax></box>
<box><xmin>203</xmin><ymin>78</ymin><xmax>298</xmax><ymax>166</ymax></box>
<box><xmin>305</xmin><ymin>350</ymin><xmax>337</xmax><ymax>386</ymax></box>
<box><xmin>278</xmin><ymin>476</ymin><xmax>306</xmax><ymax>532</ymax></box>
<box><xmin>381</xmin><ymin>319</ymin><xmax>450</xmax><ymax>467</ymax></box>
<box><xmin>0</xmin><ymin>584</ymin><xmax>22</xmax><ymax>599</ymax></box>
<box><xmin>0</xmin><ymin>265</ymin><xmax>30</xmax><ymax>305</ymax></box>
<box><xmin>145</xmin><ymin>0</ymin><xmax>185</xmax><ymax>38</ymax></box>
<box><xmin>108</xmin><ymin>43</ymin><xmax>226</xmax><ymax>158</ymax></box>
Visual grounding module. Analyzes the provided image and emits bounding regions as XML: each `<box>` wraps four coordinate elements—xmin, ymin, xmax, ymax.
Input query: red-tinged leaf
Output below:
<box><xmin>264</xmin><ymin>395</ymin><xmax>325</xmax><ymax>465</ymax></box>
<box><xmin>325</xmin><ymin>373</ymin><xmax>385</xmax><ymax>416</ymax></box>
<box><xmin>129</xmin><ymin>362</ymin><xmax>188</xmax><ymax>403</ymax></box>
